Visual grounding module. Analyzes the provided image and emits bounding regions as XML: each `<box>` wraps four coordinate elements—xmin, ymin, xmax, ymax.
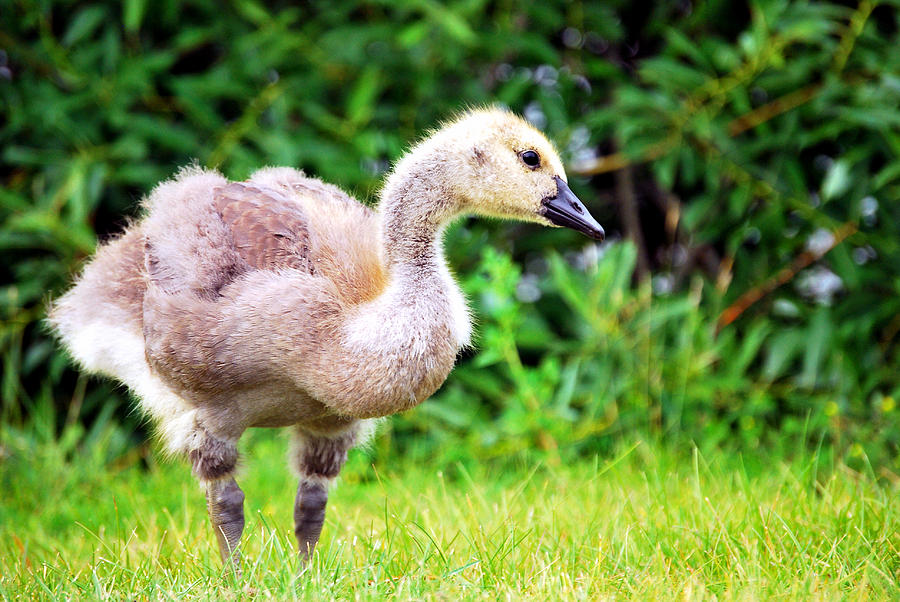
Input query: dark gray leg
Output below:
<box><xmin>206</xmin><ymin>478</ymin><xmax>245</xmax><ymax>565</ymax></box>
<box><xmin>294</xmin><ymin>479</ymin><xmax>329</xmax><ymax>561</ymax></box>
<box><xmin>190</xmin><ymin>431</ymin><xmax>244</xmax><ymax>568</ymax></box>
<box><xmin>291</xmin><ymin>428</ymin><xmax>358</xmax><ymax>562</ymax></box>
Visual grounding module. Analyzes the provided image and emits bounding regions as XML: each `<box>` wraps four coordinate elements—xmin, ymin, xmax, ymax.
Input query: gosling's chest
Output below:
<box><xmin>344</xmin><ymin>269</ymin><xmax>470</xmax><ymax>353</ymax></box>
<box><xmin>333</xmin><ymin>287</ymin><xmax>462</xmax><ymax>416</ymax></box>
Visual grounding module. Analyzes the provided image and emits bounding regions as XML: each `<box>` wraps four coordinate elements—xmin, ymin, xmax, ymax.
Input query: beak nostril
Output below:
<box><xmin>568</xmin><ymin>198</ymin><xmax>584</xmax><ymax>214</ymax></box>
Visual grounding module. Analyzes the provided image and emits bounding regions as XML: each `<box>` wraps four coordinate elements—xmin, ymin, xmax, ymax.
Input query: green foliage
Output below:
<box><xmin>2</xmin><ymin>1</ymin><xmax>898</xmax><ymax>468</ymax></box>
<box><xmin>398</xmin><ymin>240</ymin><xmax>900</xmax><ymax>470</ymax></box>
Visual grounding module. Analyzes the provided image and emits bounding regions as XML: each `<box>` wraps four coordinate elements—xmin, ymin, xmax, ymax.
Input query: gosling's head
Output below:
<box><xmin>403</xmin><ymin>107</ymin><xmax>604</xmax><ymax>240</ymax></box>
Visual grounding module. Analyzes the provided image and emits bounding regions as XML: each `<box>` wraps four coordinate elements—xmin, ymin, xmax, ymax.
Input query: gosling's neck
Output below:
<box><xmin>365</xmin><ymin>158</ymin><xmax>472</xmax><ymax>350</ymax></box>
<box><xmin>378</xmin><ymin>158</ymin><xmax>460</xmax><ymax>272</ymax></box>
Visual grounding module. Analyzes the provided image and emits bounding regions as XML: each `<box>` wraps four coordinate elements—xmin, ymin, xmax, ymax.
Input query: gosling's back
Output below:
<box><xmin>49</xmin><ymin>166</ymin><xmax>388</xmax><ymax>416</ymax></box>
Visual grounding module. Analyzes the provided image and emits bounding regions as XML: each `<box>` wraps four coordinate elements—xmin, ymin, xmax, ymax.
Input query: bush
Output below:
<box><xmin>2</xmin><ymin>1</ymin><xmax>898</xmax><ymax>469</ymax></box>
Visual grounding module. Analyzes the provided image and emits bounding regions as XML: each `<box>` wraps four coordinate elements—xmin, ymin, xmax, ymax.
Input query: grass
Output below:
<box><xmin>1</xmin><ymin>425</ymin><xmax>898</xmax><ymax>600</ymax></box>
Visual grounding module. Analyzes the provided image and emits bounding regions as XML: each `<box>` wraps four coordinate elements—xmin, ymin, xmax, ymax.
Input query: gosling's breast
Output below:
<box><xmin>342</xmin><ymin>274</ymin><xmax>469</xmax><ymax>356</ymax></box>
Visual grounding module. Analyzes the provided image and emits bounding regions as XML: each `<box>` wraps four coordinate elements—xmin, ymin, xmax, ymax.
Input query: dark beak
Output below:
<box><xmin>541</xmin><ymin>176</ymin><xmax>605</xmax><ymax>241</ymax></box>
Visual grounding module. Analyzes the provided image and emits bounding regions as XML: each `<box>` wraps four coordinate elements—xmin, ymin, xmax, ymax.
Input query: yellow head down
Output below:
<box><xmin>389</xmin><ymin>107</ymin><xmax>604</xmax><ymax>240</ymax></box>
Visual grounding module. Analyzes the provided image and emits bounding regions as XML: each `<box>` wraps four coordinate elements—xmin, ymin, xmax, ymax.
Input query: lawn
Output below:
<box><xmin>1</xmin><ymin>427</ymin><xmax>897</xmax><ymax>600</ymax></box>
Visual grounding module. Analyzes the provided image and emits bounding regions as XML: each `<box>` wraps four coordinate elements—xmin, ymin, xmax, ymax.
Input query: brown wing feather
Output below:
<box><xmin>215</xmin><ymin>182</ymin><xmax>316</xmax><ymax>274</ymax></box>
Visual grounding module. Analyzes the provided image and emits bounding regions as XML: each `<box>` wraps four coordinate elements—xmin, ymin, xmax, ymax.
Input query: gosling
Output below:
<box><xmin>49</xmin><ymin>108</ymin><xmax>604</xmax><ymax>568</ymax></box>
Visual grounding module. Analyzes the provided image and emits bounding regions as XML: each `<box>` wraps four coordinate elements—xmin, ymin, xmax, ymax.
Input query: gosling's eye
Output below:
<box><xmin>520</xmin><ymin>150</ymin><xmax>541</xmax><ymax>168</ymax></box>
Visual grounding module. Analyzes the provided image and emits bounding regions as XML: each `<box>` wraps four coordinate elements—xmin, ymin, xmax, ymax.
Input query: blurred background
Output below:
<box><xmin>2</xmin><ymin>0</ymin><xmax>898</xmax><ymax>474</ymax></box>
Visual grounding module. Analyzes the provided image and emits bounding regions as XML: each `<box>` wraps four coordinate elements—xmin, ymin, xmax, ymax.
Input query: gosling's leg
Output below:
<box><xmin>190</xmin><ymin>432</ymin><xmax>244</xmax><ymax>568</ymax></box>
<box><xmin>294</xmin><ymin>477</ymin><xmax>329</xmax><ymax>562</ymax></box>
<box><xmin>291</xmin><ymin>428</ymin><xmax>357</xmax><ymax>562</ymax></box>
<box><xmin>206</xmin><ymin>477</ymin><xmax>245</xmax><ymax>566</ymax></box>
